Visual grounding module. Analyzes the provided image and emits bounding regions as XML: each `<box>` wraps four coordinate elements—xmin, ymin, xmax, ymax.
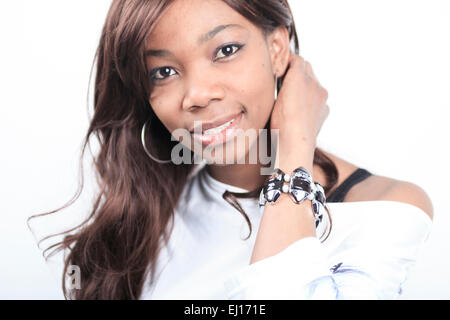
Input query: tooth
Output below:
<box><xmin>203</xmin><ymin>119</ymin><xmax>234</xmax><ymax>135</ymax></box>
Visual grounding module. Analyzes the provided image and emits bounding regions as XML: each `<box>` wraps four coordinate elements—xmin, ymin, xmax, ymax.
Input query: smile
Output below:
<box><xmin>191</xmin><ymin>111</ymin><xmax>243</xmax><ymax>147</ymax></box>
<box><xmin>203</xmin><ymin>118</ymin><xmax>235</xmax><ymax>135</ymax></box>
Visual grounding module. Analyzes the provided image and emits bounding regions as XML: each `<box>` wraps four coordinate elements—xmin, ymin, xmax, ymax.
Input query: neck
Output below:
<box><xmin>206</xmin><ymin>162</ymin><xmax>268</xmax><ymax>192</ymax></box>
<box><xmin>205</xmin><ymin>128</ymin><xmax>272</xmax><ymax>191</ymax></box>
<box><xmin>206</xmin><ymin>160</ymin><xmax>325</xmax><ymax>192</ymax></box>
<box><xmin>204</xmin><ymin>131</ymin><xmax>326</xmax><ymax>191</ymax></box>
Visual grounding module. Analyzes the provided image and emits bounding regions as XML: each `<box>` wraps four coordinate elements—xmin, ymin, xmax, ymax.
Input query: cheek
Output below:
<box><xmin>232</xmin><ymin>57</ymin><xmax>274</xmax><ymax>126</ymax></box>
<box><xmin>149</xmin><ymin>84</ymin><xmax>186</xmax><ymax>133</ymax></box>
<box><xmin>149</xmin><ymin>99</ymin><xmax>178</xmax><ymax>133</ymax></box>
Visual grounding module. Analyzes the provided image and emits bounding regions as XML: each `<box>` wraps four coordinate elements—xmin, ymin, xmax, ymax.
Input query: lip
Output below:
<box><xmin>189</xmin><ymin>111</ymin><xmax>243</xmax><ymax>133</ymax></box>
<box><xmin>191</xmin><ymin>111</ymin><xmax>243</xmax><ymax>147</ymax></box>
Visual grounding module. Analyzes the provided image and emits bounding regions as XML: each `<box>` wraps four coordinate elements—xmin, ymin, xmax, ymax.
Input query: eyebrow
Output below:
<box><xmin>145</xmin><ymin>24</ymin><xmax>243</xmax><ymax>57</ymax></box>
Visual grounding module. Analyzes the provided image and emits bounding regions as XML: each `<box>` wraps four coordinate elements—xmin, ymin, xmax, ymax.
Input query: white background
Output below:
<box><xmin>1</xmin><ymin>0</ymin><xmax>449</xmax><ymax>299</ymax></box>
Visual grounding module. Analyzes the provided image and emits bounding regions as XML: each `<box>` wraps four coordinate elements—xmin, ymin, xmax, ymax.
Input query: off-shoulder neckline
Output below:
<box><xmin>191</xmin><ymin>163</ymin><xmax>433</xmax><ymax>227</ymax></box>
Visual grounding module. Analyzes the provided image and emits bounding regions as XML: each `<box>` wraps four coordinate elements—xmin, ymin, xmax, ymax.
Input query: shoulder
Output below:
<box><xmin>319</xmin><ymin>150</ymin><xmax>434</xmax><ymax>220</ymax></box>
<box><xmin>346</xmin><ymin>174</ymin><xmax>434</xmax><ymax>224</ymax></box>
<box><xmin>328</xmin><ymin>178</ymin><xmax>433</xmax><ymax>250</ymax></box>
<box><xmin>345</xmin><ymin>176</ymin><xmax>434</xmax><ymax>246</ymax></box>
<box><xmin>375</xmin><ymin>179</ymin><xmax>434</xmax><ymax>221</ymax></box>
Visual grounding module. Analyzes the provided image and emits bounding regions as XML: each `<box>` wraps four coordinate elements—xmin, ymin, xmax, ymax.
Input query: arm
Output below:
<box><xmin>249</xmin><ymin>49</ymin><xmax>328</xmax><ymax>264</ymax></box>
<box><xmin>226</xmin><ymin>49</ymin><xmax>433</xmax><ymax>299</ymax></box>
<box><xmin>224</xmin><ymin>202</ymin><xmax>432</xmax><ymax>299</ymax></box>
<box><xmin>230</xmin><ymin>142</ymin><xmax>434</xmax><ymax>300</ymax></box>
<box><xmin>250</xmin><ymin>145</ymin><xmax>316</xmax><ymax>264</ymax></box>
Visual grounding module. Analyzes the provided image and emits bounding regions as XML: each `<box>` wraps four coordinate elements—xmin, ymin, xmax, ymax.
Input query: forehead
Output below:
<box><xmin>146</xmin><ymin>0</ymin><xmax>258</xmax><ymax>47</ymax></box>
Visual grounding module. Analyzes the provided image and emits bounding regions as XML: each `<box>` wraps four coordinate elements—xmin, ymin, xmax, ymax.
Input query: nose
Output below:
<box><xmin>181</xmin><ymin>72</ymin><xmax>226</xmax><ymax>111</ymax></box>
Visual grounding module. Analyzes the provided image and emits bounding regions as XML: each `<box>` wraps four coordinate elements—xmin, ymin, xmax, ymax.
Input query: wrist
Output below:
<box><xmin>278</xmin><ymin>158</ymin><xmax>313</xmax><ymax>174</ymax></box>
<box><xmin>278</xmin><ymin>130</ymin><xmax>316</xmax><ymax>151</ymax></box>
<box><xmin>276</xmin><ymin>149</ymin><xmax>314</xmax><ymax>174</ymax></box>
<box><xmin>276</xmin><ymin>139</ymin><xmax>315</xmax><ymax>173</ymax></box>
<box><xmin>258</xmin><ymin>162</ymin><xmax>331</xmax><ymax>241</ymax></box>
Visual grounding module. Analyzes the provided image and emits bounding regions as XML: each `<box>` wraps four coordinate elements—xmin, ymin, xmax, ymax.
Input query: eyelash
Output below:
<box><xmin>149</xmin><ymin>43</ymin><xmax>244</xmax><ymax>82</ymax></box>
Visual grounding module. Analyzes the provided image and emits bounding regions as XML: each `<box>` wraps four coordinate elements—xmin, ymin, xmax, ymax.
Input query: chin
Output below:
<box><xmin>198</xmin><ymin>143</ymin><xmax>245</xmax><ymax>165</ymax></box>
<box><xmin>209</xmin><ymin>132</ymin><xmax>262</xmax><ymax>165</ymax></box>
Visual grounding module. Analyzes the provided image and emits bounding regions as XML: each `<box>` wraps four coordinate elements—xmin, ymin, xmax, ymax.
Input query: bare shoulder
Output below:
<box><xmin>319</xmin><ymin>150</ymin><xmax>434</xmax><ymax>220</ymax></box>
<box><xmin>375</xmin><ymin>179</ymin><xmax>434</xmax><ymax>220</ymax></box>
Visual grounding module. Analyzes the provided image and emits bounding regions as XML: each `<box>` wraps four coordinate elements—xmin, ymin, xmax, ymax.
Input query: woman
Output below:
<box><xmin>30</xmin><ymin>0</ymin><xmax>433</xmax><ymax>299</ymax></box>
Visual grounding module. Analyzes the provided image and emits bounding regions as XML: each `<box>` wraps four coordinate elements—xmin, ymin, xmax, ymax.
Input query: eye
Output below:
<box><xmin>215</xmin><ymin>44</ymin><xmax>243</xmax><ymax>60</ymax></box>
<box><xmin>150</xmin><ymin>66</ymin><xmax>176</xmax><ymax>81</ymax></box>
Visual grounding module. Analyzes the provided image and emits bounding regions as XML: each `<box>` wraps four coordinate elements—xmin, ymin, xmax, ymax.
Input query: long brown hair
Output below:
<box><xmin>28</xmin><ymin>0</ymin><xmax>338</xmax><ymax>300</ymax></box>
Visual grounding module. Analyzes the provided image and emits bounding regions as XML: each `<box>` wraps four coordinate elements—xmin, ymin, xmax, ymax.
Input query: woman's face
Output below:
<box><xmin>145</xmin><ymin>0</ymin><xmax>286</xmax><ymax>163</ymax></box>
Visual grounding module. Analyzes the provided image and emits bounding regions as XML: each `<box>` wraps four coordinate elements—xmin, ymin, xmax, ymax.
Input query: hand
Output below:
<box><xmin>270</xmin><ymin>52</ymin><xmax>330</xmax><ymax>171</ymax></box>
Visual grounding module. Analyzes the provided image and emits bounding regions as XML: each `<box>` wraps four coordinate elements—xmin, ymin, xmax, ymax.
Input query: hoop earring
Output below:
<box><xmin>141</xmin><ymin>119</ymin><xmax>172</xmax><ymax>164</ymax></box>
<box><xmin>274</xmin><ymin>74</ymin><xmax>278</xmax><ymax>101</ymax></box>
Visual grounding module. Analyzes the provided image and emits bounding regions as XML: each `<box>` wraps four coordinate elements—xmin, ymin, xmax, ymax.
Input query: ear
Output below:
<box><xmin>266</xmin><ymin>26</ymin><xmax>291</xmax><ymax>77</ymax></box>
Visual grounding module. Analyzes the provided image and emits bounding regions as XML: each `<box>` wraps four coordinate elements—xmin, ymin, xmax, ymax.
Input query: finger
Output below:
<box><xmin>288</xmin><ymin>52</ymin><xmax>306</xmax><ymax>71</ymax></box>
<box><xmin>305</xmin><ymin>60</ymin><xmax>324</xmax><ymax>87</ymax></box>
<box><xmin>304</xmin><ymin>60</ymin><xmax>315</xmax><ymax>80</ymax></box>
<box><xmin>289</xmin><ymin>54</ymin><xmax>311</xmax><ymax>80</ymax></box>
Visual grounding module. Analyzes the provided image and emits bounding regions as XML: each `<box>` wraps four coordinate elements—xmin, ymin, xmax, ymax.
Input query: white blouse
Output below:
<box><xmin>140</xmin><ymin>164</ymin><xmax>432</xmax><ymax>300</ymax></box>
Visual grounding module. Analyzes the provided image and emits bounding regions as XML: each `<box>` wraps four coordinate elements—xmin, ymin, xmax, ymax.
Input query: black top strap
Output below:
<box><xmin>326</xmin><ymin>168</ymin><xmax>372</xmax><ymax>202</ymax></box>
